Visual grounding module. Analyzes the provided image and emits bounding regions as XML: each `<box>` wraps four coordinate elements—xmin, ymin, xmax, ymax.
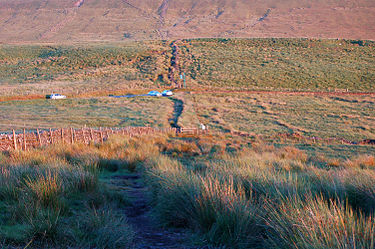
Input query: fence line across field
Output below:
<box><xmin>0</xmin><ymin>127</ymin><xmax>180</xmax><ymax>151</ymax></box>
<box><xmin>1</xmin><ymin>126</ymin><xmax>370</xmax><ymax>152</ymax></box>
<box><xmin>0</xmin><ymin>127</ymin><xmax>208</xmax><ymax>151</ymax></box>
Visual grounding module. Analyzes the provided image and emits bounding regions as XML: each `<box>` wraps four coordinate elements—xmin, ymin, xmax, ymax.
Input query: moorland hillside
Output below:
<box><xmin>0</xmin><ymin>0</ymin><xmax>374</xmax><ymax>43</ymax></box>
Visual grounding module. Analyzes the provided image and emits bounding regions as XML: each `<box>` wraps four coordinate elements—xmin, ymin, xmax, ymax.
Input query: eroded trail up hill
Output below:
<box><xmin>40</xmin><ymin>0</ymin><xmax>85</xmax><ymax>40</ymax></box>
<box><xmin>169</xmin><ymin>98</ymin><xmax>184</xmax><ymax>129</ymax></box>
<box><xmin>157</xmin><ymin>0</ymin><xmax>169</xmax><ymax>26</ymax></box>
<box><xmin>157</xmin><ymin>0</ymin><xmax>170</xmax><ymax>39</ymax></box>
<box><xmin>168</xmin><ymin>40</ymin><xmax>181</xmax><ymax>88</ymax></box>
<box><xmin>167</xmin><ymin>40</ymin><xmax>185</xmax><ymax>129</ymax></box>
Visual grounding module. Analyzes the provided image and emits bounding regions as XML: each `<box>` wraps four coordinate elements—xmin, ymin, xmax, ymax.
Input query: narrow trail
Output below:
<box><xmin>190</xmin><ymin>89</ymin><xmax>375</xmax><ymax>96</ymax></box>
<box><xmin>157</xmin><ymin>0</ymin><xmax>169</xmax><ymax>24</ymax></box>
<box><xmin>168</xmin><ymin>40</ymin><xmax>181</xmax><ymax>88</ymax></box>
<box><xmin>121</xmin><ymin>0</ymin><xmax>159</xmax><ymax>22</ymax></box>
<box><xmin>169</xmin><ymin>98</ymin><xmax>184</xmax><ymax>129</ymax></box>
<box><xmin>157</xmin><ymin>0</ymin><xmax>170</xmax><ymax>39</ymax></box>
<box><xmin>40</xmin><ymin>8</ymin><xmax>77</xmax><ymax>40</ymax></box>
<box><xmin>111</xmin><ymin>173</ymin><xmax>191</xmax><ymax>249</ymax></box>
<box><xmin>40</xmin><ymin>0</ymin><xmax>84</xmax><ymax>40</ymax></box>
<box><xmin>251</xmin><ymin>9</ymin><xmax>271</xmax><ymax>27</ymax></box>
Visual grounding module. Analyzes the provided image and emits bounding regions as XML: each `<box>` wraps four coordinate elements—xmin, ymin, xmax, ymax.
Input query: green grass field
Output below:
<box><xmin>0</xmin><ymin>41</ymin><xmax>170</xmax><ymax>96</ymax></box>
<box><xmin>190</xmin><ymin>92</ymin><xmax>375</xmax><ymax>141</ymax></box>
<box><xmin>0</xmin><ymin>38</ymin><xmax>374</xmax><ymax>96</ymax></box>
<box><xmin>180</xmin><ymin>39</ymin><xmax>375</xmax><ymax>91</ymax></box>
<box><xmin>0</xmin><ymin>96</ymin><xmax>173</xmax><ymax>131</ymax></box>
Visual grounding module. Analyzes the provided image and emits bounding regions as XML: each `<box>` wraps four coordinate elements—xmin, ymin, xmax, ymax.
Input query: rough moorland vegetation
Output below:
<box><xmin>0</xmin><ymin>96</ymin><xmax>173</xmax><ymax>130</ymax></box>
<box><xmin>0</xmin><ymin>39</ymin><xmax>374</xmax><ymax>95</ymax></box>
<box><xmin>1</xmin><ymin>0</ymin><xmax>374</xmax><ymax>42</ymax></box>
<box><xmin>180</xmin><ymin>38</ymin><xmax>375</xmax><ymax>91</ymax></box>
<box><xmin>0</xmin><ymin>133</ymin><xmax>374</xmax><ymax>248</ymax></box>
<box><xmin>0</xmin><ymin>41</ymin><xmax>169</xmax><ymax>88</ymax></box>
<box><xmin>190</xmin><ymin>92</ymin><xmax>375</xmax><ymax>141</ymax></box>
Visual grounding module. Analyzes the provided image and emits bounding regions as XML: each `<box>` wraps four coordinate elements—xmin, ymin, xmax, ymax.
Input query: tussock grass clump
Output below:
<box><xmin>66</xmin><ymin>207</ymin><xmax>135</xmax><ymax>249</ymax></box>
<box><xmin>139</xmin><ymin>138</ymin><xmax>375</xmax><ymax>248</ymax></box>
<box><xmin>0</xmin><ymin>137</ymin><xmax>138</xmax><ymax>248</ymax></box>
<box><xmin>264</xmin><ymin>196</ymin><xmax>375</xmax><ymax>249</ymax></box>
<box><xmin>147</xmin><ymin>158</ymin><xmax>262</xmax><ymax>248</ymax></box>
<box><xmin>345</xmin><ymin>155</ymin><xmax>375</xmax><ymax>169</ymax></box>
<box><xmin>22</xmin><ymin>206</ymin><xmax>62</xmax><ymax>242</ymax></box>
<box><xmin>194</xmin><ymin>177</ymin><xmax>262</xmax><ymax>247</ymax></box>
<box><xmin>344</xmin><ymin>171</ymin><xmax>375</xmax><ymax>214</ymax></box>
<box><xmin>25</xmin><ymin>172</ymin><xmax>63</xmax><ymax>210</ymax></box>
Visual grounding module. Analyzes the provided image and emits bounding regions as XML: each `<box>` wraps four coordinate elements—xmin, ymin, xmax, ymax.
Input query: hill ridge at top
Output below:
<box><xmin>0</xmin><ymin>0</ymin><xmax>374</xmax><ymax>42</ymax></box>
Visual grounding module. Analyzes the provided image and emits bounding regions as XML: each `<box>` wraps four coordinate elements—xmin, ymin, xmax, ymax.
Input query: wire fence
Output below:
<box><xmin>0</xmin><ymin>127</ymin><xmax>179</xmax><ymax>151</ymax></box>
<box><xmin>0</xmin><ymin>126</ymin><xmax>372</xmax><ymax>152</ymax></box>
<box><xmin>0</xmin><ymin>126</ymin><xmax>209</xmax><ymax>151</ymax></box>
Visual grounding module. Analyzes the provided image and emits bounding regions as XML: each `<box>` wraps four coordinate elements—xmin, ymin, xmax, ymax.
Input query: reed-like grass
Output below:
<box><xmin>0</xmin><ymin>133</ymin><xmax>374</xmax><ymax>248</ymax></box>
<box><xmin>140</xmin><ymin>136</ymin><xmax>375</xmax><ymax>248</ymax></box>
<box><xmin>264</xmin><ymin>196</ymin><xmax>375</xmax><ymax>249</ymax></box>
<box><xmin>0</xmin><ymin>137</ymin><xmax>137</xmax><ymax>248</ymax></box>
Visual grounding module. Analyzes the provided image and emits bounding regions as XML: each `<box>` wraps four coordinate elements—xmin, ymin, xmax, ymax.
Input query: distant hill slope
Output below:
<box><xmin>0</xmin><ymin>0</ymin><xmax>374</xmax><ymax>42</ymax></box>
<box><xmin>0</xmin><ymin>39</ymin><xmax>374</xmax><ymax>93</ymax></box>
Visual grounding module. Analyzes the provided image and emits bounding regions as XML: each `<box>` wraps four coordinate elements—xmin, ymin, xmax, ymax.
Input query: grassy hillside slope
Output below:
<box><xmin>0</xmin><ymin>0</ymin><xmax>374</xmax><ymax>42</ymax></box>
<box><xmin>0</xmin><ymin>41</ymin><xmax>170</xmax><ymax>95</ymax></box>
<box><xmin>0</xmin><ymin>39</ymin><xmax>374</xmax><ymax>93</ymax></box>
<box><xmin>180</xmin><ymin>39</ymin><xmax>375</xmax><ymax>91</ymax></box>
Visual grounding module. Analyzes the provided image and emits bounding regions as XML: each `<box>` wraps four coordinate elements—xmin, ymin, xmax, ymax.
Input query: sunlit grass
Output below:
<box><xmin>0</xmin><ymin>129</ymin><xmax>374</xmax><ymax>248</ymax></box>
<box><xmin>190</xmin><ymin>92</ymin><xmax>375</xmax><ymax>141</ymax></box>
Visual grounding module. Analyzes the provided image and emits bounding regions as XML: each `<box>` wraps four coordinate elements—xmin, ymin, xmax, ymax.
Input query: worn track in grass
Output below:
<box><xmin>169</xmin><ymin>98</ymin><xmax>184</xmax><ymax>129</ymax></box>
<box><xmin>189</xmin><ymin>89</ymin><xmax>375</xmax><ymax>96</ymax></box>
<box><xmin>112</xmin><ymin>173</ymin><xmax>193</xmax><ymax>249</ymax></box>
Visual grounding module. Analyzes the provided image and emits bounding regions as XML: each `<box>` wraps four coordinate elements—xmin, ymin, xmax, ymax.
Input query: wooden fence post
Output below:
<box><xmin>90</xmin><ymin>128</ymin><xmax>94</xmax><ymax>142</ymax></box>
<box><xmin>70</xmin><ymin>127</ymin><xmax>74</xmax><ymax>144</ymax></box>
<box><xmin>100</xmin><ymin>127</ymin><xmax>104</xmax><ymax>144</ymax></box>
<box><xmin>61</xmin><ymin>128</ymin><xmax>64</xmax><ymax>144</ymax></box>
<box><xmin>12</xmin><ymin>129</ymin><xmax>17</xmax><ymax>150</ymax></box>
<box><xmin>37</xmin><ymin>128</ymin><xmax>42</xmax><ymax>147</ymax></box>
<box><xmin>50</xmin><ymin>128</ymin><xmax>54</xmax><ymax>144</ymax></box>
<box><xmin>23</xmin><ymin>128</ymin><xmax>27</xmax><ymax>151</ymax></box>
<box><xmin>82</xmin><ymin>128</ymin><xmax>87</xmax><ymax>144</ymax></box>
